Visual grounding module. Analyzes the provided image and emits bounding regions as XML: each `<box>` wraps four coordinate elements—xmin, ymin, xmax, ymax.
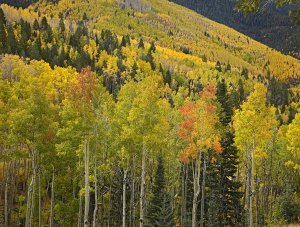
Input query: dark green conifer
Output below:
<box><xmin>146</xmin><ymin>156</ymin><xmax>174</xmax><ymax>227</ymax></box>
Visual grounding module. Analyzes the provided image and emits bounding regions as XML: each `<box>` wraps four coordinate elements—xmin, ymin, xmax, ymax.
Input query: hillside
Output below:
<box><xmin>11</xmin><ymin>0</ymin><xmax>300</xmax><ymax>81</ymax></box>
<box><xmin>171</xmin><ymin>0</ymin><xmax>300</xmax><ymax>59</ymax></box>
<box><xmin>0</xmin><ymin>0</ymin><xmax>300</xmax><ymax>226</ymax></box>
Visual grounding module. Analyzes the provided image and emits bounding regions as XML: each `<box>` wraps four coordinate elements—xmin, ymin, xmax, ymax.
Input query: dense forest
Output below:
<box><xmin>171</xmin><ymin>0</ymin><xmax>300</xmax><ymax>59</ymax></box>
<box><xmin>0</xmin><ymin>0</ymin><xmax>300</xmax><ymax>226</ymax></box>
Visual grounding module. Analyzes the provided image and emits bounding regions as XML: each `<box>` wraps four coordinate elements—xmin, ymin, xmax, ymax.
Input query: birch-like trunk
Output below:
<box><xmin>200</xmin><ymin>155</ymin><xmax>207</xmax><ymax>227</ymax></box>
<box><xmin>4</xmin><ymin>181</ymin><xmax>8</xmax><ymax>227</ymax></box>
<box><xmin>39</xmin><ymin>171</ymin><xmax>41</xmax><ymax>227</ymax></box>
<box><xmin>84</xmin><ymin>139</ymin><xmax>90</xmax><ymax>227</ymax></box>
<box><xmin>139</xmin><ymin>143</ymin><xmax>146</xmax><ymax>227</ymax></box>
<box><xmin>122</xmin><ymin>170</ymin><xmax>127</xmax><ymax>227</ymax></box>
<box><xmin>249</xmin><ymin>140</ymin><xmax>255</xmax><ymax>227</ymax></box>
<box><xmin>78</xmin><ymin>193</ymin><xmax>82</xmax><ymax>227</ymax></box>
<box><xmin>192</xmin><ymin>152</ymin><xmax>201</xmax><ymax>227</ymax></box>
<box><xmin>25</xmin><ymin>148</ymin><xmax>36</xmax><ymax>227</ymax></box>
<box><xmin>50</xmin><ymin>166</ymin><xmax>54</xmax><ymax>227</ymax></box>
<box><xmin>93</xmin><ymin>156</ymin><xmax>98</xmax><ymax>227</ymax></box>
<box><xmin>130</xmin><ymin>159</ymin><xmax>136</xmax><ymax>227</ymax></box>
<box><xmin>180</xmin><ymin>165</ymin><xmax>186</xmax><ymax>227</ymax></box>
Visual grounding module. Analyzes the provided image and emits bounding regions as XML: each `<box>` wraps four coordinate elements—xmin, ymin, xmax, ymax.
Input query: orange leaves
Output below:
<box><xmin>178</xmin><ymin>101</ymin><xmax>197</xmax><ymax>140</ymax></box>
<box><xmin>69</xmin><ymin>67</ymin><xmax>98</xmax><ymax>105</ymax></box>
<box><xmin>178</xmin><ymin>85</ymin><xmax>221</xmax><ymax>163</ymax></box>
<box><xmin>179</xmin><ymin>143</ymin><xmax>197</xmax><ymax>164</ymax></box>
<box><xmin>213</xmin><ymin>140</ymin><xmax>223</xmax><ymax>154</ymax></box>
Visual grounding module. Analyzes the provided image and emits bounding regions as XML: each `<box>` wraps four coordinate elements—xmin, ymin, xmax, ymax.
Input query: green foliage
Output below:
<box><xmin>146</xmin><ymin>156</ymin><xmax>174</xmax><ymax>227</ymax></box>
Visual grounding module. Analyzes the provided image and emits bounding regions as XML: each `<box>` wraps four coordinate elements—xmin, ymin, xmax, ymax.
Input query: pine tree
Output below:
<box><xmin>207</xmin><ymin>79</ymin><xmax>244</xmax><ymax>226</ymax></box>
<box><xmin>146</xmin><ymin>156</ymin><xmax>174</xmax><ymax>227</ymax></box>
<box><xmin>0</xmin><ymin>9</ymin><xmax>7</xmax><ymax>54</ymax></box>
<box><xmin>0</xmin><ymin>20</ymin><xmax>7</xmax><ymax>54</ymax></box>
<box><xmin>33</xmin><ymin>19</ymin><xmax>39</xmax><ymax>30</ymax></box>
<box><xmin>215</xmin><ymin>61</ymin><xmax>222</xmax><ymax>72</ymax></box>
<box><xmin>59</xmin><ymin>16</ymin><xmax>65</xmax><ymax>33</ymax></box>
<box><xmin>138</xmin><ymin>37</ymin><xmax>145</xmax><ymax>49</ymax></box>
<box><xmin>164</xmin><ymin>69</ymin><xmax>172</xmax><ymax>86</ymax></box>
<box><xmin>6</xmin><ymin>25</ymin><xmax>18</xmax><ymax>54</ymax></box>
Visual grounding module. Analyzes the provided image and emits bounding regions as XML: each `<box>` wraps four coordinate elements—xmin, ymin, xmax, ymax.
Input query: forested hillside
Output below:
<box><xmin>171</xmin><ymin>0</ymin><xmax>300</xmax><ymax>59</ymax></box>
<box><xmin>0</xmin><ymin>0</ymin><xmax>299</xmax><ymax>226</ymax></box>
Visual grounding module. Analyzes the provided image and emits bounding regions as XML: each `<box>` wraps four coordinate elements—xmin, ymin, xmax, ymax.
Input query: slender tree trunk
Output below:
<box><xmin>200</xmin><ymin>155</ymin><xmax>207</xmax><ymax>227</ymax></box>
<box><xmin>39</xmin><ymin>170</ymin><xmax>41</xmax><ymax>227</ymax></box>
<box><xmin>181</xmin><ymin>165</ymin><xmax>186</xmax><ymax>227</ymax></box>
<box><xmin>93</xmin><ymin>156</ymin><xmax>98</xmax><ymax>227</ymax></box>
<box><xmin>192</xmin><ymin>152</ymin><xmax>201</xmax><ymax>227</ymax></box>
<box><xmin>122</xmin><ymin>169</ymin><xmax>127</xmax><ymax>227</ymax></box>
<box><xmin>249</xmin><ymin>140</ymin><xmax>255</xmax><ymax>227</ymax></box>
<box><xmin>4</xmin><ymin>181</ymin><xmax>8</xmax><ymax>227</ymax></box>
<box><xmin>140</xmin><ymin>142</ymin><xmax>147</xmax><ymax>227</ymax></box>
<box><xmin>84</xmin><ymin>139</ymin><xmax>90</xmax><ymax>227</ymax></box>
<box><xmin>130</xmin><ymin>158</ymin><xmax>136</xmax><ymax>227</ymax></box>
<box><xmin>50</xmin><ymin>166</ymin><xmax>54</xmax><ymax>227</ymax></box>
<box><xmin>78</xmin><ymin>194</ymin><xmax>82</xmax><ymax>227</ymax></box>
<box><xmin>26</xmin><ymin>148</ymin><xmax>36</xmax><ymax>227</ymax></box>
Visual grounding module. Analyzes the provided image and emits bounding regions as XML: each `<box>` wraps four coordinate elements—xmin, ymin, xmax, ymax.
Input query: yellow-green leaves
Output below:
<box><xmin>233</xmin><ymin>83</ymin><xmax>277</xmax><ymax>161</ymax></box>
<box><xmin>286</xmin><ymin>112</ymin><xmax>300</xmax><ymax>170</ymax></box>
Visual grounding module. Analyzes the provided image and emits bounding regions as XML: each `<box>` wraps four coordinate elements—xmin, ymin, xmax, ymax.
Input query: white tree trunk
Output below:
<box><xmin>130</xmin><ymin>159</ymin><xmax>136</xmax><ymax>227</ymax></box>
<box><xmin>200</xmin><ymin>156</ymin><xmax>207</xmax><ymax>227</ymax></box>
<box><xmin>50</xmin><ymin>166</ymin><xmax>55</xmax><ymax>227</ymax></box>
<box><xmin>39</xmin><ymin>171</ymin><xmax>41</xmax><ymax>227</ymax></box>
<box><xmin>78</xmin><ymin>194</ymin><xmax>82</xmax><ymax>227</ymax></box>
<box><xmin>249</xmin><ymin>140</ymin><xmax>255</xmax><ymax>227</ymax></box>
<box><xmin>26</xmin><ymin>148</ymin><xmax>36</xmax><ymax>227</ymax></box>
<box><xmin>122</xmin><ymin>170</ymin><xmax>127</xmax><ymax>227</ymax></box>
<box><xmin>93</xmin><ymin>156</ymin><xmax>98</xmax><ymax>227</ymax></box>
<box><xmin>139</xmin><ymin>143</ymin><xmax>147</xmax><ymax>227</ymax></box>
<box><xmin>192</xmin><ymin>152</ymin><xmax>201</xmax><ymax>227</ymax></box>
<box><xmin>84</xmin><ymin>139</ymin><xmax>90</xmax><ymax>227</ymax></box>
<box><xmin>4</xmin><ymin>181</ymin><xmax>8</xmax><ymax>227</ymax></box>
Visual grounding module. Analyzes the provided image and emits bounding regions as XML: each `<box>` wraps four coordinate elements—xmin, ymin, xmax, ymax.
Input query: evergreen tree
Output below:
<box><xmin>215</xmin><ymin>61</ymin><xmax>222</xmax><ymax>72</ymax></box>
<box><xmin>59</xmin><ymin>16</ymin><xmax>65</xmax><ymax>33</ymax></box>
<box><xmin>29</xmin><ymin>38</ymin><xmax>42</xmax><ymax>60</ymax></box>
<box><xmin>6</xmin><ymin>25</ymin><xmax>18</xmax><ymax>54</ymax></box>
<box><xmin>164</xmin><ymin>69</ymin><xmax>172</xmax><ymax>86</ymax></box>
<box><xmin>33</xmin><ymin>19</ymin><xmax>39</xmax><ymax>30</ymax></box>
<box><xmin>207</xmin><ymin>79</ymin><xmax>244</xmax><ymax>226</ymax></box>
<box><xmin>146</xmin><ymin>156</ymin><xmax>174</xmax><ymax>227</ymax></box>
<box><xmin>138</xmin><ymin>37</ymin><xmax>145</xmax><ymax>49</ymax></box>
<box><xmin>0</xmin><ymin>8</ymin><xmax>6</xmax><ymax>25</ymax></box>
<box><xmin>120</xmin><ymin>34</ymin><xmax>131</xmax><ymax>47</ymax></box>
<box><xmin>149</xmin><ymin>41</ymin><xmax>156</xmax><ymax>53</ymax></box>
<box><xmin>0</xmin><ymin>19</ymin><xmax>7</xmax><ymax>54</ymax></box>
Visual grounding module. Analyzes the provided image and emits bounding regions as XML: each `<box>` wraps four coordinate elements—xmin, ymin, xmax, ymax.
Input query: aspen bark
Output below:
<box><xmin>50</xmin><ymin>166</ymin><xmax>54</xmax><ymax>227</ymax></box>
<box><xmin>39</xmin><ymin>171</ymin><xmax>41</xmax><ymax>227</ymax></box>
<box><xmin>139</xmin><ymin>142</ymin><xmax>146</xmax><ymax>227</ymax></box>
<box><xmin>84</xmin><ymin>139</ymin><xmax>90</xmax><ymax>227</ymax></box>
<box><xmin>78</xmin><ymin>193</ymin><xmax>82</xmax><ymax>227</ymax></box>
<box><xmin>93</xmin><ymin>156</ymin><xmax>98</xmax><ymax>227</ymax></box>
<box><xmin>4</xmin><ymin>181</ymin><xmax>8</xmax><ymax>227</ymax></box>
<box><xmin>200</xmin><ymin>156</ymin><xmax>207</xmax><ymax>227</ymax></box>
<box><xmin>122</xmin><ymin>170</ymin><xmax>127</xmax><ymax>227</ymax></box>
<box><xmin>192</xmin><ymin>152</ymin><xmax>201</xmax><ymax>227</ymax></box>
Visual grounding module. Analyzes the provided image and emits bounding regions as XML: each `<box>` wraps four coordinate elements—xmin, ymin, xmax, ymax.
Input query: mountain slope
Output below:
<box><xmin>32</xmin><ymin>0</ymin><xmax>300</xmax><ymax>81</ymax></box>
<box><xmin>2</xmin><ymin>0</ymin><xmax>300</xmax><ymax>81</ymax></box>
<box><xmin>171</xmin><ymin>0</ymin><xmax>300</xmax><ymax>59</ymax></box>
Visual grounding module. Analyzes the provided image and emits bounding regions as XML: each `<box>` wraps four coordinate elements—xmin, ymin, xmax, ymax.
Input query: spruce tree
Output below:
<box><xmin>215</xmin><ymin>61</ymin><xmax>222</xmax><ymax>72</ymax></box>
<box><xmin>6</xmin><ymin>25</ymin><xmax>18</xmax><ymax>54</ymax></box>
<box><xmin>0</xmin><ymin>20</ymin><xmax>7</xmax><ymax>54</ymax></box>
<box><xmin>146</xmin><ymin>156</ymin><xmax>174</xmax><ymax>227</ymax></box>
<box><xmin>138</xmin><ymin>37</ymin><xmax>145</xmax><ymax>49</ymax></box>
<box><xmin>207</xmin><ymin>79</ymin><xmax>244</xmax><ymax>226</ymax></box>
<box><xmin>0</xmin><ymin>9</ymin><xmax>7</xmax><ymax>53</ymax></box>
